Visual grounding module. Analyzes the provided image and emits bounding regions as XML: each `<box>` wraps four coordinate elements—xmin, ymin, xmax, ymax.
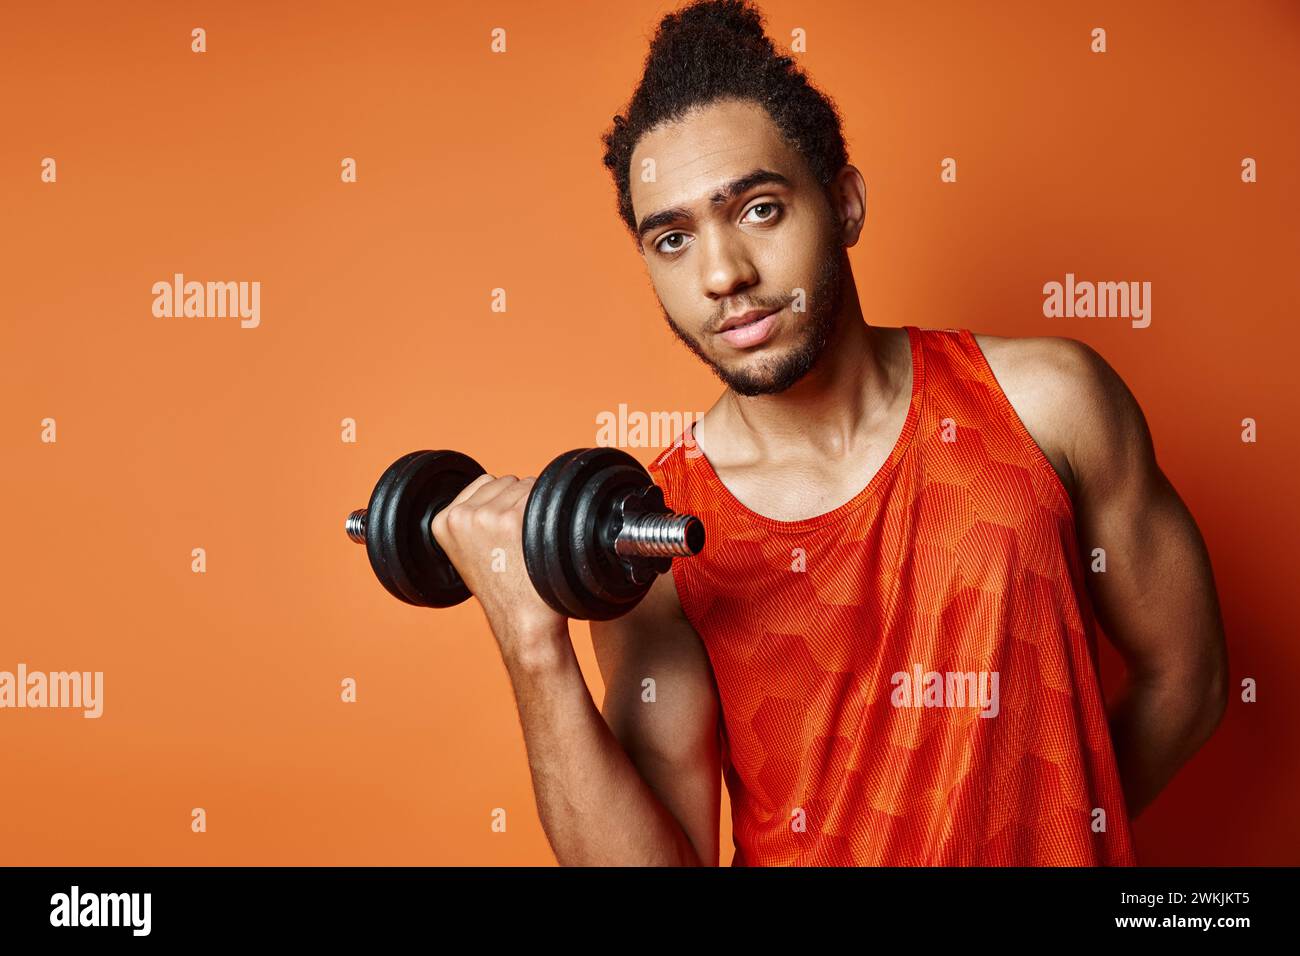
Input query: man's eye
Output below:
<box><xmin>656</xmin><ymin>232</ymin><xmax>688</xmax><ymax>254</ymax></box>
<box><xmin>743</xmin><ymin>202</ymin><xmax>781</xmax><ymax>224</ymax></box>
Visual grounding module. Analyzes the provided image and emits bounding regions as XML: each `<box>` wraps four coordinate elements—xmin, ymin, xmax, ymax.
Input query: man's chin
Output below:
<box><xmin>664</xmin><ymin>315</ymin><xmax>829</xmax><ymax>396</ymax></box>
<box><xmin>710</xmin><ymin>355</ymin><xmax>805</xmax><ymax>397</ymax></box>
<box><xmin>726</xmin><ymin>378</ymin><xmax>792</xmax><ymax>398</ymax></box>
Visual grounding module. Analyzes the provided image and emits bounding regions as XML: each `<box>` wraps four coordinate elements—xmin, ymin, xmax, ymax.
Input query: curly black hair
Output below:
<box><xmin>600</xmin><ymin>0</ymin><xmax>848</xmax><ymax>246</ymax></box>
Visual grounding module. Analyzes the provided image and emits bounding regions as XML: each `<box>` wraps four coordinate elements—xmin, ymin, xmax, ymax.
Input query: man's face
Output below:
<box><xmin>629</xmin><ymin>98</ymin><xmax>846</xmax><ymax>397</ymax></box>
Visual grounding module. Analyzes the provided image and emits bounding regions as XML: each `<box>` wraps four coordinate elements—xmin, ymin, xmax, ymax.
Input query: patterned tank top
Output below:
<box><xmin>648</xmin><ymin>325</ymin><xmax>1136</xmax><ymax>866</ymax></box>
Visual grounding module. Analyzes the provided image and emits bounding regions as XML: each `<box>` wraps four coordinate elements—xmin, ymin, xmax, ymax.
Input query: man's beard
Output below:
<box><xmin>659</xmin><ymin>242</ymin><xmax>845</xmax><ymax>397</ymax></box>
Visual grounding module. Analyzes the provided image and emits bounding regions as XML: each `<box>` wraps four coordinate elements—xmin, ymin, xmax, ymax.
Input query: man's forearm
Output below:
<box><xmin>1106</xmin><ymin>668</ymin><xmax>1225</xmax><ymax>819</ymax></box>
<box><xmin>493</xmin><ymin>619</ymin><xmax>703</xmax><ymax>866</ymax></box>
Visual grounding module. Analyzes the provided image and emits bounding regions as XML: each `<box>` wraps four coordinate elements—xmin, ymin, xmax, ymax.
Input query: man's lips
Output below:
<box><xmin>715</xmin><ymin>307</ymin><xmax>782</xmax><ymax>348</ymax></box>
<box><xmin>717</xmin><ymin>307</ymin><xmax>781</xmax><ymax>333</ymax></box>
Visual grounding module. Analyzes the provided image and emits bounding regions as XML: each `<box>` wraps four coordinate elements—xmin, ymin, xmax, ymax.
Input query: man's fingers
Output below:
<box><xmin>459</xmin><ymin>475</ymin><xmax>523</xmax><ymax>509</ymax></box>
<box><xmin>432</xmin><ymin>474</ymin><xmax>537</xmax><ymax>535</ymax></box>
<box><xmin>485</xmin><ymin>477</ymin><xmax>535</xmax><ymax>513</ymax></box>
<box><xmin>443</xmin><ymin>472</ymin><xmax>496</xmax><ymax>510</ymax></box>
<box><xmin>433</xmin><ymin>474</ymin><xmax>516</xmax><ymax>531</ymax></box>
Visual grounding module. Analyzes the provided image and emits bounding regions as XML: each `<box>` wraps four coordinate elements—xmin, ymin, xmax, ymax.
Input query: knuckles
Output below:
<box><xmin>430</xmin><ymin>474</ymin><xmax>538</xmax><ymax>547</ymax></box>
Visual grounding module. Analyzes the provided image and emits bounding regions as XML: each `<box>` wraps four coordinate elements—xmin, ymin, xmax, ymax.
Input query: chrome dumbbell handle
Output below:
<box><xmin>613</xmin><ymin>511</ymin><xmax>703</xmax><ymax>557</ymax></box>
<box><xmin>345</xmin><ymin>509</ymin><xmax>367</xmax><ymax>543</ymax></box>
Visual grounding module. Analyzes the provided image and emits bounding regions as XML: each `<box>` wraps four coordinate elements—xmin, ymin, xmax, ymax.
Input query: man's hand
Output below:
<box><xmin>430</xmin><ymin>474</ymin><xmax>569</xmax><ymax>661</ymax></box>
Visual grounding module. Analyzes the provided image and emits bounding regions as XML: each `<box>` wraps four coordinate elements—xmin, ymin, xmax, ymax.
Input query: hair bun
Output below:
<box><xmin>657</xmin><ymin>0</ymin><xmax>770</xmax><ymax>46</ymax></box>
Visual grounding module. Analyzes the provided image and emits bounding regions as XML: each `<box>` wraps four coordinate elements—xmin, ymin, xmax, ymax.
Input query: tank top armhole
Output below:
<box><xmin>647</xmin><ymin>440</ymin><xmax>702</xmax><ymax>625</ymax></box>
<box><xmin>648</xmin><ymin>437</ymin><xmax>684</xmax><ymax>509</ymax></box>
<box><xmin>957</xmin><ymin>328</ymin><xmax>1075</xmax><ymax>518</ymax></box>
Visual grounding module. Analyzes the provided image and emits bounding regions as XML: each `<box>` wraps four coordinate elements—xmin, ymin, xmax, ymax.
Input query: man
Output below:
<box><xmin>430</xmin><ymin>0</ymin><xmax>1227</xmax><ymax>865</ymax></box>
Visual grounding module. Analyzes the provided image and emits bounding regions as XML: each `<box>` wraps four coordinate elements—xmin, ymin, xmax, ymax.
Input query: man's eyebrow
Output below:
<box><xmin>636</xmin><ymin>169</ymin><xmax>793</xmax><ymax>242</ymax></box>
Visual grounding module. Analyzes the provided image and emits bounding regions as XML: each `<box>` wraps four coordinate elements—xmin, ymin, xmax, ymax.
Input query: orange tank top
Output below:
<box><xmin>648</xmin><ymin>325</ymin><xmax>1137</xmax><ymax>866</ymax></box>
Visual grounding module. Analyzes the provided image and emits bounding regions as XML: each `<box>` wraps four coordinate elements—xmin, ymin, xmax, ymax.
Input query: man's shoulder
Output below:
<box><xmin>967</xmin><ymin>330</ymin><xmax>1144</xmax><ymax>501</ymax></box>
<box><xmin>969</xmin><ymin>329</ymin><xmax>1102</xmax><ymax>381</ymax></box>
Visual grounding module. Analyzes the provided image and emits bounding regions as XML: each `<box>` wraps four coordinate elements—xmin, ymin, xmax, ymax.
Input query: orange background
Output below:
<box><xmin>1</xmin><ymin>0</ymin><xmax>1296</xmax><ymax>865</ymax></box>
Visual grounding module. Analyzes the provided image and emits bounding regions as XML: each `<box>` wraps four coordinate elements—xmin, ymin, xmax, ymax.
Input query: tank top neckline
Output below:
<box><xmin>685</xmin><ymin>324</ymin><xmax>927</xmax><ymax>535</ymax></box>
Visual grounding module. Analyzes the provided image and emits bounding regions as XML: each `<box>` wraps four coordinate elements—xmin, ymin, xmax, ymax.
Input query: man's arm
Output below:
<box><xmin>1045</xmin><ymin>337</ymin><xmax>1230</xmax><ymax>819</ymax></box>
<box><xmin>430</xmin><ymin>474</ymin><xmax>720</xmax><ymax>865</ymax></box>
<box><xmin>500</xmin><ymin>611</ymin><xmax>717</xmax><ymax>865</ymax></box>
<box><xmin>588</xmin><ymin>569</ymin><xmax>723</xmax><ymax>866</ymax></box>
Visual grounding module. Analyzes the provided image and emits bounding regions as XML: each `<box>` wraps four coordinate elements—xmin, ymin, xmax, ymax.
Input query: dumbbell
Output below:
<box><xmin>344</xmin><ymin>447</ymin><xmax>705</xmax><ymax>621</ymax></box>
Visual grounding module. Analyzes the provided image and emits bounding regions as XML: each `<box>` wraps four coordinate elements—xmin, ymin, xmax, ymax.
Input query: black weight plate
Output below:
<box><xmin>369</xmin><ymin>451</ymin><xmax>444</xmax><ymax>606</ymax></box>
<box><xmin>366</xmin><ymin>450</ymin><xmax>485</xmax><ymax>607</ymax></box>
<box><xmin>523</xmin><ymin>449</ymin><xmax>586</xmax><ymax>618</ymax></box>
<box><xmin>363</xmin><ymin>451</ymin><xmax>418</xmax><ymax>603</ymax></box>
<box><xmin>568</xmin><ymin>464</ymin><xmax>653</xmax><ymax>608</ymax></box>
<box><xmin>523</xmin><ymin>447</ymin><xmax>655</xmax><ymax>621</ymax></box>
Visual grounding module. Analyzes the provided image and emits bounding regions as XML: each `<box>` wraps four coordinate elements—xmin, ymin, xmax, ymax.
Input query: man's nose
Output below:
<box><xmin>698</xmin><ymin>227</ymin><xmax>759</xmax><ymax>300</ymax></box>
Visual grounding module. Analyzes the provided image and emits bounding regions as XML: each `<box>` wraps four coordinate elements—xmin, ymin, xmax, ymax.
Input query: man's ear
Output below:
<box><xmin>829</xmin><ymin>165</ymin><xmax>867</xmax><ymax>247</ymax></box>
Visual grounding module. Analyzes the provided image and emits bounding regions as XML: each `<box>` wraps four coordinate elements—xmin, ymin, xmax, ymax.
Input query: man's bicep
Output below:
<box><xmin>589</xmin><ymin>570</ymin><xmax>722</xmax><ymax>865</ymax></box>
<box><xmin>1064</xmin><ymin>339</ymin><xmax>1227</xmax><ymax>688</ymax></box>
